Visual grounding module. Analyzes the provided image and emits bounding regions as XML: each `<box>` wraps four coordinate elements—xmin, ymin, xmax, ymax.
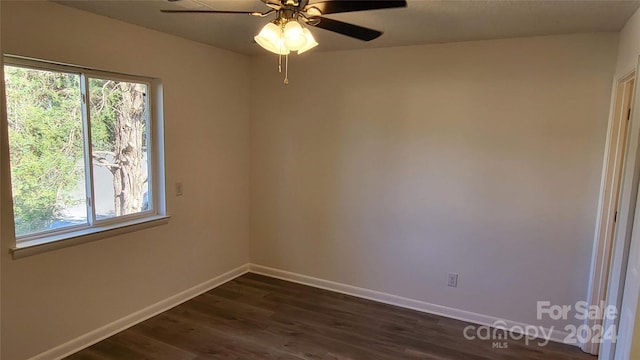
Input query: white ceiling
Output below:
<box><xmin>55</xmin><ymin>0</ymin><xmax>640</xmax><ymax>55</ymax></box>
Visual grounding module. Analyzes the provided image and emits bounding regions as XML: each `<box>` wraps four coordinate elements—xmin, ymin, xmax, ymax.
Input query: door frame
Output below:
<box><xmin>598</xmin><ymin>57</ymin><xmax>640</xmax><ymax>359</ymax></box>
<box><xmin>0</xmin><ymin>2</ymin><xmax>4</xmax><ymax>353</ymax></box>
<box><xmin>584</xmin><ymin>70</ymin><xmax>635</xmax><ymax>355</ymax></box>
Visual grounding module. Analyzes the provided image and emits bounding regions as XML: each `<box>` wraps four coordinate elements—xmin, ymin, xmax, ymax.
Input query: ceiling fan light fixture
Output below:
<box><xmin>163</xmin><ymin>0</ymin><xmax>408</xmax><ymax>84</ymax></box>
<box><xmin>254</xmin><ymin>22</ymin><xmax>290</xmax><ymax>55</ymax></box>
<box><xmin>283</xmin><ymin>21</ymin><xmax>307</xmax><ymax>51</ymax></box>
<box><xmin>297</xmin><ymin>28</ymin><xmax>318</xmax><ymax>54</ymax></box>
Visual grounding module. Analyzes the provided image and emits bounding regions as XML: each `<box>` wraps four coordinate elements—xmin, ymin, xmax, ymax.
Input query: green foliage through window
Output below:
<box><xmin>5</xmin><ymin>66</ymin><xmax>85</xmax><ymax>235</ymax></box>
<box><xmin>4</xmin><ymin>61</ymin><xmax>152</xmax><ymax>239</ymax></box>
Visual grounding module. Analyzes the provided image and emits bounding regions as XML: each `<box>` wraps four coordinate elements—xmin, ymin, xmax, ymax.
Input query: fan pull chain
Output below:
<box><xmin>284</xmin><ymin>54</ymin><xmax>289</xmax><ymax>85</ymax></box>
<box><xmin>278</xmin><ymin>53</ymin><xmax>282</xmax><ymax>73</ymax></box>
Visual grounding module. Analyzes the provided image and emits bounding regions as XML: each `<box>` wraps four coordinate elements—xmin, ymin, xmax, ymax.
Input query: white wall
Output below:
<box><xmin>250</xmin><ymin>33</ymin><xmax>618</xmax><ymax>329</ymax></box>
<box><xmin>0</xmin><ymin>2</ymin><xmax>250</xmax><ymax>359</ymax></box>
<box><xmin>616</xmin><ymin>7</ymin><xmax>640</xmax><ymax>76</ymax></box>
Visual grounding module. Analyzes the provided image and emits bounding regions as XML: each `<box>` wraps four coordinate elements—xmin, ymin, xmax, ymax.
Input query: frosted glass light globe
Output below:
<box><xmin>255</xmin><ymin>22</ymin><xmax>289</xmax><ymax>55</ymax></box>
<box><xmin>297</xmin><ymin>28</ymin><xmax>318</xmax><ymax>54</ymax></box>
<box><xmin>283</xmin><ymin>21</ymin><xmax>307</xmax><ymax>51</ymax></box>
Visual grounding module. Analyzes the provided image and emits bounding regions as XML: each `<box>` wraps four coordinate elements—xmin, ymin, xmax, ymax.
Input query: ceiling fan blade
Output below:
<box><xmin>310</xmin><ymin>17</ymin><xmax>382</xmax><ymax>41</ymax></box>
<box><xmin>305</xmin><ymin>0</ymin><xmax>406</xmax><ymax>15</ymax></box>
<box><xmin>160</xmin><ymin>9</ymin><xmax>259</xmax><ymax>14</ymax></box>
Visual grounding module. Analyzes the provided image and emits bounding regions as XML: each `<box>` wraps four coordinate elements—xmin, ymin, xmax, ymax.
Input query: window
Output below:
<box><xmin>3</xmin><ymin>56</ymin><xmax>165</xmax><ymax>251</ymax></box>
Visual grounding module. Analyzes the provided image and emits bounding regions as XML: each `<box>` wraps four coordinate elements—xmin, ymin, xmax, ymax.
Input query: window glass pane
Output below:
<box><xmin>89</xmin><ymin>78</ymin><xmax>150</xmax><ymax>219</ymax></box>
<box><xmin>4</xmin><ymin>65</ymin><xmax>87</xmax><ymax>237</ymax></box>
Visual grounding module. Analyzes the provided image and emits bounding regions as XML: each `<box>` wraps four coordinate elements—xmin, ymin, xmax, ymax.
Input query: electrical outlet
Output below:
<box><xmin>448</xmin><ymin>273</ymin><xmax>458</xmax><ymax>288</ymax></box>
<box><xmin>175</xmin><ymin>182</ymin><xmax>184</xmax><ymax>196</ymax></box>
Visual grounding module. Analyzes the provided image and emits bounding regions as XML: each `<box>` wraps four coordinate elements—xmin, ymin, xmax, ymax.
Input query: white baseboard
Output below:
<box><xmin>30</xmin><ymin>264</ymin><xmax>250</xmax><ymax>360</ymax></box>
<box><xmin>248</xmin><ymin>263</ymin><xmax>572</xmax><ymax>346</ymax></box>
<box><xmin>29</xmin><ymin>262</ymin><xmax>575</xmax><ymax>360</ymax></box>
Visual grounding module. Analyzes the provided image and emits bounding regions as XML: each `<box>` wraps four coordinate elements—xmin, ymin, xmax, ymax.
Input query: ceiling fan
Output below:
<box><xmin>162</xmin><ymin>0</ymin><xmax>407</xmax><ymax>83</ymax></box>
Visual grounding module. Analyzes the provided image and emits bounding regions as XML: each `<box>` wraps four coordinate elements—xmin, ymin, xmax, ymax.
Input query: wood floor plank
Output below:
<box><xmin>66</xmin><ymin>274</ymin><xmax>596</xmax><ymax>360</ymax></box>
<box><xmin>66</xmin><ymin>328</ymin><xmax>198</xmax><ymax>360</ymax></box>
<box><xmin>183</xmin><ymin>294</ymin><xmax>394</xmax><ymax>360</ymax></box>
<box><xmin>210</xmin><ymin>281</ymin><xmax>497</xmax><ymax>359</ymax></box>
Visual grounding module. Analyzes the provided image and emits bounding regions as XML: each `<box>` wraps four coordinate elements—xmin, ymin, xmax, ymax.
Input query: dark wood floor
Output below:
<box><xmin>67</xmin><ymin>273</ymin><xmax>595</xmax><ymax>360</ymax></box>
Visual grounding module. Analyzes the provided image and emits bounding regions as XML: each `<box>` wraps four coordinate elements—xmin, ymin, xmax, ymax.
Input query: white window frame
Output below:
<box><xmin>4</xmin><ymin>55</ymin><xmax>168</xmax><ymax>258</ymax></box>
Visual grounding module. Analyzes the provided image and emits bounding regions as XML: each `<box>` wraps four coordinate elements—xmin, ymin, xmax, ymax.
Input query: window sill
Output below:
<box><xmin>10</xmin><ymin>215</ymin><xmax>170</xmax><ymax>259</ymax></box>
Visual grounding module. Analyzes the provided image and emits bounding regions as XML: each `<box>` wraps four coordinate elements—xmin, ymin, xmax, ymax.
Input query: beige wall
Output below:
<box><xmin>0</xmin><ymin>1</ymin><xmax>626</xmax><ymax>358</ymax></box>
<box><xmin>0</xmin><ymin>2</ymin><xmax>250</xmax><ymax>359</ymax></box>
<box><xmin>250</xmin><ymin>33</ymin><xmax>618</xmax><ymax>329</ymax></box>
